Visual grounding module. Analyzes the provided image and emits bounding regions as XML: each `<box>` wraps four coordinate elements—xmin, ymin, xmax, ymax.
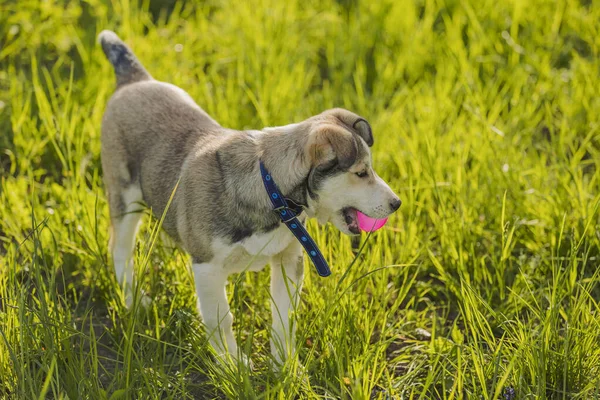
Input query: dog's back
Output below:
<box><xmin>98</xmin><ymin>31</ymin><xmax>221</xmax><ymax>239</ymax></box>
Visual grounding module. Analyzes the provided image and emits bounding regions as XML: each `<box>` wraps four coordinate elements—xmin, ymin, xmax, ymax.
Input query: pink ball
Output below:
<box><xmin>356</xmin><ymin>211</ymin><xmax>388</xmax><ymax>232</ymax></box>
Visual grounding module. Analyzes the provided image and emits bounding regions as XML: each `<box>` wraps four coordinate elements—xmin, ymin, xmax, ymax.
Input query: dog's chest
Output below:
<box><xmin>215</xmin><ymin>224</ymin><xmax>296</xmax><ymax>273</ymax></box>
<box><xmin>241</xmin><ymin>223</ymin><xmax>295</xmax><ymax>256</ymax></box>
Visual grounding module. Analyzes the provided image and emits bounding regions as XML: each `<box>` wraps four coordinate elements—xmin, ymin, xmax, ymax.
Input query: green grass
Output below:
<box><xmin>1</xmin><ymin>0</ymin><xmax>600</xmax><ymax>398</ymax></box>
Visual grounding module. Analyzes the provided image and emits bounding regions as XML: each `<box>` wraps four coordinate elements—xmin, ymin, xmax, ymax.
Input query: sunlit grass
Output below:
<box><xmin>1</xmin><ymin>0</ymin><xmax>599</xmax><ymax>398</ymax></box>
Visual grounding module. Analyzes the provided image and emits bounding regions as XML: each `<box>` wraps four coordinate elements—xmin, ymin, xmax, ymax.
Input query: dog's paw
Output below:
<box><xmin>215</xmin><ymin>352</ymin><xmax>254</xmax><ymax>371</ymax></box>
<box><xmin>272</xmin><ymin>358</ymin><xmax>309</xmax><ymax>384</ymax></box>
<box><xmin>140</xmin><ymin>293</ymin><xmax>152</xmax><ymax>307</ymax></box>
<box><xmin>124</xmin><ymin>291</ymin><xmax>151</xmax><ymax>309</ymax></box>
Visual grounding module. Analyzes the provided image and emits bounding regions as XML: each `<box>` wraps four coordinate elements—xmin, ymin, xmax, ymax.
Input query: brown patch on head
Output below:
<box><xmin>307</xmin><ymin>124</ymin><xmax>358</xmax><ymax>169</ymax></box>
<box><xmin>347</xmin><ymin>135</ymin><xmax>372</xmax><ymax>171</ymax></box>
<box><xmin>347</xmin><ymin>160</ymin><xmax>368</xmax><ymax>174</ymax></box>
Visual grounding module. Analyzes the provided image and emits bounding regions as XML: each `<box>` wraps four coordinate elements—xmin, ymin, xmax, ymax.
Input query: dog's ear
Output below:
<box><xmin>328</xmin><ymin>108</ymin><xmax>374</xmax><ymax>147</ymax></box>
<box><xmin>352</xmin><ymin>118</ymin><xmax>374</xmax><ymax>147</ymax></box>
<box><xmin>307</xmin><ymin>124</ymin><xmax>358</xmax><ymax>169</ymax></box>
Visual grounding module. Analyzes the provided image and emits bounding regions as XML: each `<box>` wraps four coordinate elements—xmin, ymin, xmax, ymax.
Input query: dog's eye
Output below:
<box><xmin>355</xmin><ymin>170</ymin><xmax>368</xmax><ymax>178</ymax></box>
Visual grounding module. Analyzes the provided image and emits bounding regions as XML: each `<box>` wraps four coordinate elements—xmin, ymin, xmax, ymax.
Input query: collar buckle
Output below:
<box><xmin>273</xmin><ymin>206</ymin><xmax>297</xmax><ymax>223</ymax></box>
<box><xmin>284</xmin><ymin>197</ymin><xmax>305</xmax><ymax>214</ymax></box>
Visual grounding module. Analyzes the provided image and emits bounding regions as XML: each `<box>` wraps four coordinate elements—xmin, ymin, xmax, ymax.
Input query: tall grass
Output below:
<box><xmin>1</xmin><ymin>0</ymin><xmax>599</xmax><ymax>398</ymax></box>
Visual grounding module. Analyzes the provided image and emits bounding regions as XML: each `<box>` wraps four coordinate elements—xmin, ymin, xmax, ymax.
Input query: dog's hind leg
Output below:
<box><xmin>270</xmin><ymin>244</ymin><xmax>304</xmax><ymax>367</ymax></box>
<box><xmin>109</xmin><ymin>185</ymin><xmax>143</xmax><ymax>307</ymax></box>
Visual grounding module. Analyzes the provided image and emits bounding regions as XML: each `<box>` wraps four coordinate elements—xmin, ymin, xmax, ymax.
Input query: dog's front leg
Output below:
<box><xmin>270</xmin><ymin>246</ymin><xmax>304</xmax><ymax>366</ymax></box>
<box><xmin>192</xmin><ymin>263</ymin><xmax>240</xmax><ymax>362</ymax></box>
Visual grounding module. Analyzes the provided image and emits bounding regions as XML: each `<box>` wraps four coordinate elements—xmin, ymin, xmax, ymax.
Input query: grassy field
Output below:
<box><xmin>1</xmin><ymin>0</ymin><xmax>600</xmax><ymax>398</ymax></box>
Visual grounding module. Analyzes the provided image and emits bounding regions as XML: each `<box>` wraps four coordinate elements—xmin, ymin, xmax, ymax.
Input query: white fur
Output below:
<box><xmin>100</xmin><ymin>31</ymin><xmax>401</xmax><ymax>369</ymax></box>
<box><xmin>192</xmin><ymin>262</ymin><xmax>240</xmax><ymax>360</ymax></box>
<box><xmin>314</xmin><ymin>172</ymin><xmax>397</xmax><ymax>233</ymax></box>
<box><xmin>241</xmin><ymin>223</ymin><xmax>295</xmax><ymax>257</ymax></box>
<box><xmin>110</xmin><ymin>183</ymin><xmax>301</xmax><ymax>363</ymax></box>
<box><xmin>110</xmin><ymin>157</ymin><xmax>397</xmax><ymax>364</ymax></box>
<box><xmin>269</xmin><ymin>248</ymin><xmax>303</xmax><ymax>365</ymax></box>
<box><xmin>110</xmin><ymin>148</ymin><xmax>397</xmax><ymax>366</ymax></box>
<box><xmin>111</xmin><ymin>185</ymin><xmax>143</xmax><ymax>307</ymax></box>
<box><xmin>192</xmin><ymin>229</ymin><xmax>302</xmax><ymax>365</ymax></box>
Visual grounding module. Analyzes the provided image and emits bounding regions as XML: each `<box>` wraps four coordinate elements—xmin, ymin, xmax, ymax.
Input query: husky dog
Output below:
<box><xmin>98</xmin><ymin>30</ymin><xmax>401</xmax><ymax>366</ymax></box>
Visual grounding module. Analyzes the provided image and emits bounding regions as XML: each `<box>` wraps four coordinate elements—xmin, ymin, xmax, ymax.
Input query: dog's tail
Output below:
<box><xmin>98</xmin><ymin>30</ymin><xmax>152</xmax><ymax>88</ymax></box>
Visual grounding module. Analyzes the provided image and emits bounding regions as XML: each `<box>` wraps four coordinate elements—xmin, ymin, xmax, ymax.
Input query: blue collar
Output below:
<box><xmin>259</xmin><ymin>161</ymin><xmax>331</xmax><ymax>277</ymax></box>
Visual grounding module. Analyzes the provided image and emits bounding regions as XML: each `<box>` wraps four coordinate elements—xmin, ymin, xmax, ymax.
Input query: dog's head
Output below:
<box><xmin>302</xmin><ymin>108</ymin><xmax>401</xmax><ymax>235</ymax></box>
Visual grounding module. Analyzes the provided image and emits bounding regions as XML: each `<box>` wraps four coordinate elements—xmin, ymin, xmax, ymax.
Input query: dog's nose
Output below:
<box><xmin>389</xmin><ymin>197</ymin><xmax>402</xmax><ymax>212</ymax></box>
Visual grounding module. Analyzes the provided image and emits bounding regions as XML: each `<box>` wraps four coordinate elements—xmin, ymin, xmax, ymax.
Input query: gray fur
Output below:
<box><xmin>99</xmin><ymin>31</ymin><xmax>402</xmax><ymax>363</ymax></box>
<box><xmin>99</xmin><ymin>31</ymin><xmax>397</xmax><ymax>263</ymax></box>
<box><xmin>98</xmin><ymin>30</ymin><xmax>152</xmax><ymax>88</ymax></box>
